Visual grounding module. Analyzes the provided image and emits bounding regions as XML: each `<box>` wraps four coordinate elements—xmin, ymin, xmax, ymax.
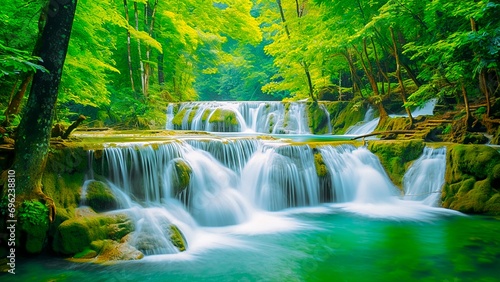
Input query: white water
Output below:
<box><xmin>345</xmin><ymin>98</ymin><xmax>438</xmax><ymax>135</ymax></box>
<box><xmin>166</xmin><ymin>101</ymin><xmax>314</xmax><ymax>134</ymax></box>
<box><xmin>86</xmin><ymin>139</ymin><xmax>455</xmax><ymax>256</ymax></box>
<box><xmin>403</xmin><ymin>146</ymin><xmax>447</xmax><ymax>206</ymax></box>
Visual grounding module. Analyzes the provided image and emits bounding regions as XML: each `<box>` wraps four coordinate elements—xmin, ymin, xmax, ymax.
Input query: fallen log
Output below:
<box><xmin>351</xmin><ymin>130</ymin><xmax>418</xmax><ymax>140</ymax></box>
<box><xmin>62</xmin><ymin>115</ymin><xmax>86</xmax><ymax>139</ymax></box>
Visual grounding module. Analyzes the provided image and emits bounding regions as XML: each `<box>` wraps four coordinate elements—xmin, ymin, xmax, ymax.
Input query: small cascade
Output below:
<box><xmin>319</xmin><ymin>145</ymin><xmax>399</xmax><ymax>203</ymax></box>
<box><xmin>403</xmin><ymin>147</ymin><xmax>447</xmax><ymax>206</ymax></box>
<box><xmin>345</xmin><ymin>99</ymin><xmax>438</xmax><ymax>135</ymax></box>
<box><xmin>166</xmin><ymin>101</ymin><xmax>313</xmax><ymax>134</ymax></box>
<box><xmin>185</xmin><ymin>138</ymin><xmax>259</xmax><ymax>173</ymax></box>
<box><xmin>165</xmin><ymin>148</ymin><xmax>251</xmax><ymax>226</ymax></box>
<box><xmin>241</xmin><ymin>144</ymin><xmax>319</xmax><ymax>211</ymax></box>
<box><xmin>345</xmin><ymin>107</ymin><xmax>379</xmax><ymax>135</ymax></box>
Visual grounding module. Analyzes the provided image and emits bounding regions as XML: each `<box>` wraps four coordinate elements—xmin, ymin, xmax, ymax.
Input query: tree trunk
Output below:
<box><xmin>461</xmin><ymin>81</ymin><xmax>471</xmax><ymax>127</ymax></box>
<box><xmin>471</xmin><ymin>18</ymin><xmax>491</xmax><ymax>118</ymax></box>
<box><xmin>341</xmin><ymin>49</ymin><xmax>362</xmax><ymax>95</ymax></box>
<box><xmin>5</xmin><ymin>75</ymin><xmax>33</xmax><ymax>120</ymax></box>
<box><xmin>370</xmin><ymin>38</ymin><xmax>391</xmax><ymax>96</ymax></box>
<box><xmin>355</xmin><ymin>41</ymin><xmax>388</xmax><ymax>123</ymax></box>
<box><xmin>390</xmin><ymin>27</ymin><xmax>413</xmax><ymax>126</ymax></box>
<box><xmin>276</xmin><ymin>0</ymin><xmax>290</xmax><ymax>38</ymax></box>
<box><xmin>143</xmin><ymin>0</ymin><xmax>159</xmax><ymax>97</ymax></box>
<box><xmin>123</xmin><ymin>0</ymin><xmax>135</xmax><ymax>91</ymax></box>
<box><xmin>303</xmin><ymin>62</ymin><xmax>316</xmax><ymax>102</ymax></box>
<box><xmin>12</xmin><ymin>0</ymin><xmax>78</xmax><ymax>219</ymax></box>
<box><xmin>158</xmin><ymin>54</ymin><xmax>165</xmax><ymax>86</ymax></box>
<box><xmin>134</xmin><ymin>2</ymin><xmax>145</xmax><ymax>95</ymax></box>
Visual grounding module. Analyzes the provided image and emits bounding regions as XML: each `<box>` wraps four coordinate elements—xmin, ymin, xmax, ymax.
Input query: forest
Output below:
<box><xmin>1</xmin><ymin>0</ymin><xmax>500</xmax><ymax>280</ymax></box>
<box><xmin>1</xmin><ymin>0</ymin><xmax>499</xmax><ymax>130</ymax></box>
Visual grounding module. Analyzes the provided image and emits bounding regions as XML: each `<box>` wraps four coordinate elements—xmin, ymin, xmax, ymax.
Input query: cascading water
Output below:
<box><xmin>345</xmin><ymin>107</ymin><xmax>379</xmax><ymax>135</ymax></box>
<box><xmin>240</xmin><ymin>144</ymin><xmax>320</xmax><ymax>211</ymax></box>
<box><xmin>403</xmin><ymin>146</ymin><xmax>447</xmax><ymax>206</ymax></box>
<box><xmin>319</xmin><ymin>145</ymin><xmax>399</xmax><ymax>203</ymax></box>
<box><xmin>165</xmin><ymin>101</ymin><xmax>314</xmax><ymax>134</ymax></box>
<box><xmin>345</xmin><ymin>98</ymin><xmax>438</xmax><ymax>135</ymax></box>
<box><xmin>85</xmin><ymin>139</ymin><xmax>456</xmax><ymax>256</ymax></box>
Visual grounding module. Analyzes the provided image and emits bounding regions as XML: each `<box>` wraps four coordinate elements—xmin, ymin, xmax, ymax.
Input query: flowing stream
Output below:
<box><xmin>15</xmin><ymin>137</ymin><xmax>500</xmax><ymax>281</ymax></box>
<box><xmin>79</xmin><ymin>139</ymin><xmax>462</xmax><ymax>256</ymax></box>
<box><xmin>166</xmin><ymin>101</ymin><xmax>318</xmax><ymax>134</ymax></box>
<box><xmin>346</xmin><ymin>99</ymin><xmax>438</xmax><ymax>135</ymax></box>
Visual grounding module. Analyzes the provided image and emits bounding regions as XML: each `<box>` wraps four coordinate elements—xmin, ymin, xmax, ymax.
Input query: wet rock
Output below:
<box><xmin>85</xmin><ymin>180</ymin><xmax>118</xmax><ymax>212</ymax></box>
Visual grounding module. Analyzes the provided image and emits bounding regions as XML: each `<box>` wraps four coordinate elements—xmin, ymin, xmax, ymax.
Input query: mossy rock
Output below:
<box><xmin>169</xmin><ymin>225</ymin><xmax>187</xmax><ymax>252</ymax></box>
<box><xmin>171</xmin><ymin>159</ymin><xmax>192</xmax><ymax>196</ymax></box>
<box><xmin>491</xmin><ymin>127</ymin><xmax>500</xmax><ymax>145</ymax></box>
<box><xmin>448</xmin><ymin>179</ymin><xmax>494</xmax><ymax>213</ymax></box>
<box><xmin>446</xmin><ymin>145</ymin><xmax>500</xmax><ymax>182</ymax></box>
<box><xmin>331</xmin><ymin>100</ymin><xmax>366</xmax><ymax>134</ymax></box>
<box><xmin>368</xmin><ymin>140</ymin><xmax>425</xmax><ymax>187</ymax></box>
<box><xmin>21</xmin><ymin>218</ymin><xmax>50</xmax><ymax>254</ymax></box>
<box><xmin>208</xmin><ymin>109</ymin><xmax>240</xmax><ymax>132</ymax></box>
<box><xmin>307</xmin><ymin>102</ymin><xmax>330</xmax><ymax>134</ymax></box>
<box><xmin>376</xmin><ymin>116</ymin><xmax>412</xmax><ymax>132</ymax></box>
<box><xmin>54</xmin><ymin>213</ymin><xmax>134</xmax><ymax>255</ymax></box>
<box><xmin>442</xmin><ymin>144</ymin><xmax>500</xmax><ymax>215</ymax></box>
<box><xmin>73</xmin><ymin>248</ymin><xmax>98</xmax><ymax>259</ymax></box>
<box><xmin>313</xmin><ymin>152</ymin><xmax>328</xmax><ymax>177</ymax></box>
<box><xmin>462</xmin><ymin>133</ymin><xmax>488</xmax><ymax>144</ymax></box>
<box><xmin>82</xmin><ymin>239</ymin><xmax>143</xmax><ymax>262</ymax></box>
<box><xmin>85</xmin><ymin>180</ymin><xmax>118</xmax><ymax>212</ymax></box>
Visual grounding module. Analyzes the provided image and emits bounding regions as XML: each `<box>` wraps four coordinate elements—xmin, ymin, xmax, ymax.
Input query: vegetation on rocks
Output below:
<box><xmin>442</xmin><ymin>145</ymin><xmax>500</xmax><ymax>215</ymax></box>
<box><xmin>84</xmin><ymin>181</ymin><xmax>118</xmax><ymax>212</ymax></box>
<box><xmin>368</xmin><ymin>140</ymin><xmax>425</xmax><ymax>187</ymax></box>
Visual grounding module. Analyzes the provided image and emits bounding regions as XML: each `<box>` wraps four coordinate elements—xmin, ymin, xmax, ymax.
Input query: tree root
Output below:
<box><xmin>34</xmin><ymin>190</ymin><xmax>56</xmax><ymax>223</ymax></box>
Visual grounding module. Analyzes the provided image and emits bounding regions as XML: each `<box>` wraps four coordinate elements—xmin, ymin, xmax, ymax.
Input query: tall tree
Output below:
<box><xmin>12</xmin><ymin>0</ymin><xmax>78</xmax><ymax>220</ymax></box>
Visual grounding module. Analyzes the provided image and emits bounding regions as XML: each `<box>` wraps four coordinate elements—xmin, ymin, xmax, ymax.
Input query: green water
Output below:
<box><xmin>10</xmin><ymin>208</ymin><xmax>500</xmax><ymax>282</ymax></box>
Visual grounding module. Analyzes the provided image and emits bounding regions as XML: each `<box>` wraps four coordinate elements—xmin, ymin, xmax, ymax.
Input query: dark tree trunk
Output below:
<box><xmin>5</xmin><ymin>75</ymin><xmax>32</xmax><ymax>119</ymax></box>
<box><xmin>355</xmin><ymin>41</ymin><xmax>388</xmax><ymax>122</ymax></box>
<box><xmin>12</xmin><ymin>0</ymin><xmax>78</xmax><ymax>217</ymax></box>
<box><xmin>123</xmin><ymin>0</ymin><xmax>135</xmax><ymax>91</ymax></box>
<box><xmin>461</xmin><ymin>81</ymin><xmax>471</xmax><ymax>127</ymax></box>
<box><xmin>390</xmin><ymin>27</ymin><xmax>413</xmax><ymax>126</ymax></box>
<box><xmin>158</xmin><ymin>54</ymin><xmax>165</xmax><ymax>85</ymax></box>
<box><xmin>276</xmin><ymin>0</ymin><xmax>290</xmax><ymax>38</ymax></box>
<box><xmin>303</xmin><ymin>63</ymin><xmax>316</xmax><ymax>102</ymax></box>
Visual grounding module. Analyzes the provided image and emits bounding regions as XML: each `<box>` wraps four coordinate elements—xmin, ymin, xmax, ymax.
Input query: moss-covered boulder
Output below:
<box><xmin>169</xmin><ymin>225</ymin><xmax>187</xmax><ymax>252</ymax></box>
<box><xmin>313</xmin><ymin>152</ymin><xmax>328</xmax><ymax>177</ymax></box>
<box><xmin>376</xmin><ymin>116</ymin><xmax>412</xmax><ymax>132</ymax></box>
<box><xmin>208</xmin><ymin>109</ymin><xmax>240</xmax><ymax>132</ymax></box>
<box><xmin>54</xmin><ymin>213</ymin><xmax>134</xmax><ymax>255</ymax></box>
<box><xmin>307</xmin><ymin>102</ymin><xmax>331</xmax><ymax>134</ymax></box>
<box><xmin>171</xmin><ymin>159</ymin><xmax>192</xmax><ymax>197</ymax></box>
<box><xmin>84</xmin><ymin>180</ymin><xmax>118</xmax><ymax>212</ymax></box>
<box><xmin>491</xmin><ymin>127</ymin><xmax>500</xmax><ymax>145</ymax></box>
<box><xmin>331</xmin><ymin>100</ymin><xmax>366</xmax><ymax>134</ymax></box>
<box><xmin>442</xmin><ymin>145</ymin><xmax>500</xmax><ymax>215</ymax></box>
<box><xmin>462</xmin><ymin>133</ymin><xmax>489</xmax><ymax>144</ymax></box>
<box><xmin>132</xmin><ymin>219</ymin><xmax>187</xmax><ymax>254</ymax></box>
<box><xmin>368</xmin><ymin>140</ymin><xmax>425</xmax><ymax>187</ymax></box>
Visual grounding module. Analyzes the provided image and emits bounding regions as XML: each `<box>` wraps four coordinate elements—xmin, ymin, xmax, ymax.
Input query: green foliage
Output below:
<box><xmin>2</xmin><ymin>0</ymin><xmax>499</xmax><ymax>129</ymax></box>
<box><xmin>18</xmin><ymin>200</ymin><xmax>49</xmax><ymax>227</ymax></box>
<box><xmin>0</xmin><ymin>41</ymin><xmax>47</xmax><ymax>77</ymax></box>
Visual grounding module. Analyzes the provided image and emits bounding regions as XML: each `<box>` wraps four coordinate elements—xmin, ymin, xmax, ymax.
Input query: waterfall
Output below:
<box><xmin>403</xmin><ymin>147</ymin><xmax>447</xmax><ymax>206</ymax></box>
<box><xmin>165</xmin><ymin>101</ymin><xmax>313</xmax><ymax>134</ymax></box>
<box><xmin>240</xmin><ymin>144</ymin><xmax>320</xmax><ymax>211</ymax></box>
<box><xmin>345</xmin><ymin>99</ymin><xmax>438</xmax><ymax>135</ymax></box>
<box><xmin>319</xmin><ymin>145</ymin><xmax>399</xmax><ymax>203</ymax></box>
<box><xmin>85</xmin><ymin>139</ymin><xmax>454</xmax><ymax>255</ymax></box>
